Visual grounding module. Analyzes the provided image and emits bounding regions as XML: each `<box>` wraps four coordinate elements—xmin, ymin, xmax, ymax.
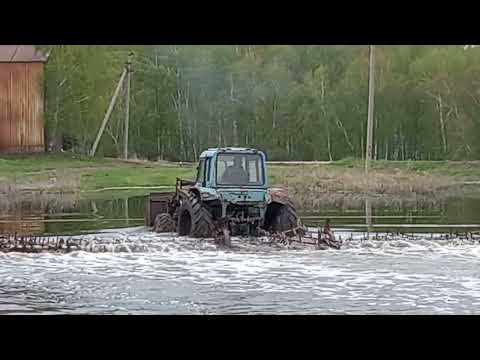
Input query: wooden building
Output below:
<box><xmin>0</xmin><ymin>45</ymin><xmax>48</xmax><ymax>154</ymax></box>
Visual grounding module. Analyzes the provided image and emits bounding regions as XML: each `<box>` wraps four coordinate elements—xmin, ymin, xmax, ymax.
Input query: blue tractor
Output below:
<box><xmin>145</xmin><ymin>147</ymin><xmax>303</xmax><ymax>246</ymax></box>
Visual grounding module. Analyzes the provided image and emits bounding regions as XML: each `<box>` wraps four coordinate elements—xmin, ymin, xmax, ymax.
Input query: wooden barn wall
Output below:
<box><xmin>0</xmin><ymin>62</ymin><xmax>45</xmax><ymax>153</ymax></box>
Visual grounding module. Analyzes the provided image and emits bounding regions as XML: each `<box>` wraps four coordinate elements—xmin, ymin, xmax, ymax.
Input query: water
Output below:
<box><xmin>1</xmin><ymin>191</ymin><xmax>480</xmax><ymax>314</ymax></box>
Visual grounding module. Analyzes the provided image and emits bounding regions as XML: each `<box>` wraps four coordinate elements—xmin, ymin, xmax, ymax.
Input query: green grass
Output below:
<box><xmin>1</xmin><ymin>153</ymin><xmax>480</xmax><ymax>196</ymax></box>
<box><xmin>0</xmin><ymin>153</ymin><xmax>116</xmax><ymax>175</ymax></box>
<box><xmin>81</xmin><ymin>167</ymin><xmax>195</xmax><ymax>190</ymax></box>
<box><xmin>0</xmin><ymin>153</ymin><xmax>195</xmax><ymax>193</ymax></box>
<box><xmin>319</xmin><ymin>158</ymin><xmax>480</xmax><ymax>178</ymax></box>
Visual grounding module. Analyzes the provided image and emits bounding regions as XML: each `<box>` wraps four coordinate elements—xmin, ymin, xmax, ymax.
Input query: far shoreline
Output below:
<box><xmin>1</xmin><ymin>152</ymin><xmax>479</xmax><ymax>211</ymax></box>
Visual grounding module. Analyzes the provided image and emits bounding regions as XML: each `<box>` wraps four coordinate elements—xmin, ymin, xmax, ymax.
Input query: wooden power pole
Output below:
<box><xmin>124</xmin><ymin>52</ymin><xmax>133</xmax><ymax>160</ymax></box>
<box><xmin>90</xmin><ymin>68</ymin><xmax>127</xmax><ymax>157</ymax></box>
<box><xmin>90</xmin><ymin>52</ymin><xmax>134</xmax><ymax>158</ymax></box>
<box><xmin>365</xmin><ymin>45</ymin><xmax>376</xmax><ymax>174</ymax></box>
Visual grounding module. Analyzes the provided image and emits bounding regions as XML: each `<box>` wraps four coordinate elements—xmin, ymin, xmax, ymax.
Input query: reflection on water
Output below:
<box><xmin>2</xmin><ymin>190</ymin><xmax>480</xmax><ymax>236</ymax></box>
<box><xmin>0</xmin><ymin>195</ymin><xmax>146</xmax><ymax>236</ymax></box>
<box><xmin>365</xmin><ymin>197</ymin><xmax>372</xmax><ymax>233</ymax></box>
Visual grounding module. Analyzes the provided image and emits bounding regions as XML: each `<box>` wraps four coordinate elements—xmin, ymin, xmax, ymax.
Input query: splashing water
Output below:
<box><xmin>2</xmin><ymin>226</ymin><xmax>480</xmax><ymax>314</ymax></box>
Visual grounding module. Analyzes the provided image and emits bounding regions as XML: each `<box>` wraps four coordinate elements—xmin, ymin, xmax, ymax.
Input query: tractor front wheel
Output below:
<box><xmin>154</xmin><ymin>213</ymin><xmax>176</xmax><ymax>233</ymax></box>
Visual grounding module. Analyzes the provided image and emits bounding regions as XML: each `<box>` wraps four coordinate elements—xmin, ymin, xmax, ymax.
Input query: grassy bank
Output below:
<box><xmin>1</xmin><ymin>153</ymin><xmax>479</xmax><ymax>201</ymax></box>
<box><xmin>0</xmin><ymin>153</ymin><xmax>194</xmax><ymax>194</ymax></box>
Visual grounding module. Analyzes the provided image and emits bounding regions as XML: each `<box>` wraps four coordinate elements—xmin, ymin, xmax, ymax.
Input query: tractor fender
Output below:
<box><xmin>267</xmin><ymin>187</ymin><xmax>291</xmax><ymax>206</ymax></box>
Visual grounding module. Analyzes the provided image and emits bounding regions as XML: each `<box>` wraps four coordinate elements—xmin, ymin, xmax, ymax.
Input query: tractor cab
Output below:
<box><xmin>194</xmin><ymin>148</ymin><xmax>269</xmax><ymax>206</ymax></box>
<box><xmin>195</xmin><ymin>148</ymin><xmax>268</xmax><ymax>189</ymax></box>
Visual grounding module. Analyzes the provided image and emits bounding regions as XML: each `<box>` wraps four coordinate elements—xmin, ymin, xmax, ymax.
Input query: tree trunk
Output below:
<box><xmin>173</xmin><ymin>89</ymin><xmax>186</xmax><ymax>161</ymax></box>
<box><xmin>230</xmin><ymin>74</ymin><xmax>239</xmax><ymax>146</ymax></box>
<box><xmin>49</xmin><ymin>91</ymin><xmax>62</xmax><ymax>151</ymax></box>
<box><xmin>272</xmin><ymin>97</ymin><xmax>277</xmax><ymax>131</ymax></box>
<box><xmin>178</xmin><ymin>115</ymin><xmax>185</xmax><ymax>160</ymax></box>
<box><xmin>437</xmin><ymin>95</ymin><xmax>448</xmax><ymax>155</ymax></box>
<box><xmin>217</xmin><ymin>112</ymin><xmax>224</xmax><ymax>148</ymax></box>
<box><xmin>222</xmin><ymin>115</ymin><xmax>227</xmax><ymax>147</ymax></box>
<box><xmin>360</xmin><ymin>124</ymin><xmax>364</xmax><ymax>159</ymax></box>
<box><xmin>326</xmin><ymin>123</ymin><xmax>333</xmax><ymax>162</ymax></box>
<box><xmin>336</xmin><ymin>117</ymin><xmax>355</xmax><ymax>153</ymax></box>
<box><xmin>374</xmin><ymin>113</ymin><xmax>379</xmax><ymax>160</ymax></box>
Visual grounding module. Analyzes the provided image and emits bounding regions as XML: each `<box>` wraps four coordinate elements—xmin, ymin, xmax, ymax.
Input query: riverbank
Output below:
<box><xmin>1</xmin><ymin>153</ymin><xmax>479</xmax><ymax>204</ymax></box>
<box><xmin>0</xmin><ymin>153</ymin><xmax>193</xmax><ymax>195</ymax></box>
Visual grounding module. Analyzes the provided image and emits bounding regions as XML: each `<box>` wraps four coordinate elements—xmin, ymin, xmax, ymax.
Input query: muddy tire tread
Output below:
<box><xmin>177</xmin><ymin>194</ymin><xmax>215</xmax><ymax>238</ymax></box>
<box><xmin>154</xmin><ymin>213</ymin><xmax>176</xmax><ymax>233</ymax></box>
<box><xmin>273</xmin><ymin>201</ymin><xmax>300</xmax><ymax>233</ymax></box>
<box><xmin>189</xmin><ymin>194</ymin><xmax>215</xmax><ymax>238</ymax></box>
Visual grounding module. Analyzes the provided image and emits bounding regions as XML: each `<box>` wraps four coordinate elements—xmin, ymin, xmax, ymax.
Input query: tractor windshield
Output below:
<box><xmin>217</xmin><ymin>153</ymin><xmax>264</xmax><ymax>186</ymax></box>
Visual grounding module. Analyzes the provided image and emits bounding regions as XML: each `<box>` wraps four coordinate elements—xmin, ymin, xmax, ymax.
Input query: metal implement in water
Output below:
<box><xmin>0</xmin><ymin>222</ymin><xmax>342</xmax><ymax>254</ymax></box>
<box><xmin>0</xmin><ymin>234</ymin><xmax>148</xmax><ymax>253</ymax></box>
<box><xmin>268</xmin><ymin>219</ymin><xmax>342</xmax><ymax>250</ymax></box>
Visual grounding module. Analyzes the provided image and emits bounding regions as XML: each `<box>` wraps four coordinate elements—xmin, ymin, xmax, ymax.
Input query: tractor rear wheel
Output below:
<box><xmin>154</xmin><ymin>213</ymin><xmax>176</xmax><ymax>233</ymax></box>
<box><xmin>177</xmin><ymin>194</ymin><xmax>215</xmax><ymax>238</ymax></box>
<box><xmin>272</xmin><ymin>201</ymin><xmax>301</xmax><ymax>233</ymax></box>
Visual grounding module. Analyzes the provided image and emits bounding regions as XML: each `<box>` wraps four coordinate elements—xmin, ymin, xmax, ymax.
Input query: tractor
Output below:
<box><xmin>145</xmin><ymin>148</ymin><xmax>304</xmax><ymax>246</ymax></box>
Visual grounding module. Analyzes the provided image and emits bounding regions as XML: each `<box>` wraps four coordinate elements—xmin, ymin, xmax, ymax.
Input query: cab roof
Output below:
<box><xmin>199</xmin><ymin>147</ymin><xmax>263</xmax><ymax>158</ymax></box>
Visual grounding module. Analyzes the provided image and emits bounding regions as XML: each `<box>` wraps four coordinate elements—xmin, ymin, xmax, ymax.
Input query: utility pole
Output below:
<box><xmin>124</xmin><ymin>52</ymin><xmax>133</xmax><ymax>160</ymax></box>
<box><xmin>90</xmin><ymin>52</ymin><xmax>134</xmax><ymax>158</ymax></box>
<box><xmin>90</xmin><ymin>68</ymin><xmax>127</xmax><ymax>157</ymax></box>
<box><xmin>365</xmin><ymin>45</ymin><xmax>376</xmax><ymax>174</ymax></box>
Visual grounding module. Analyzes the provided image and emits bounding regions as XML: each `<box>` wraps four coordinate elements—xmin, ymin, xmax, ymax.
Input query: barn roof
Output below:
<box><xmin>0</xmin><ymin>45</ymin><xmax>48</xmax><ymax>63</ymax></box>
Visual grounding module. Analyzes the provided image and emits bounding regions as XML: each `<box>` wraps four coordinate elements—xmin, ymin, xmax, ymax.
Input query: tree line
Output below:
<box><xmin>38</xmin><ymin>45</ymin><xmax>480</xmax><ymax>162</ymax></box>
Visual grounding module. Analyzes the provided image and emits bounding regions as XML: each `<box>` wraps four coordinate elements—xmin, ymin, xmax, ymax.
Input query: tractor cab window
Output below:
<box><xmin>196</xmin><ymin>159</ymin><xmax>206</xmax><ymax>184</ymax></box>
<box><xmin>217</xmin><ymin>153</ymin><xmax>264</xmax><ymax>186</ymax></box>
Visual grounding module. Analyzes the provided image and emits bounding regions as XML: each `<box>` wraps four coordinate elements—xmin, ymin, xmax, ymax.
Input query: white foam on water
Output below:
<box><xmin>2</xmin><ymin>228</ymin><xmax>480</xmax><ymax>314</ymax></box>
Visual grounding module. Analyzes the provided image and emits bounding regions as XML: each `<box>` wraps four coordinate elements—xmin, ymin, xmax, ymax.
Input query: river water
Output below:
<box><xmin>1</xmin><ymin>191</ymin><xmax>480</xmax><ymax>314</ymax></box>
